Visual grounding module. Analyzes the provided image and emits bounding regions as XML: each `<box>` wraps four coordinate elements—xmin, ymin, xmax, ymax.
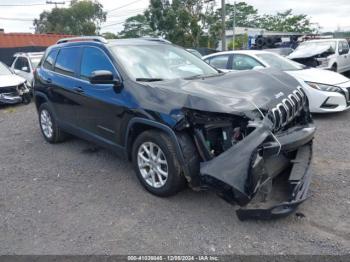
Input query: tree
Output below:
<box><xmin>144</xmin><ymin>0</ymin><xmax>215</xmax><ymax>47</ymax></box>
<box><xmin>33</xmin><ymin>0</ymin><xmax>106</xmax><ymax>35</ymax></box>
<box><xmin>102</xmin><ymin>32</ymin><xmax>118</xmax><ymax>39</ymax></box>
<box><xmin>118</xmin><ymin>14</ymin><xmax>154</xmax><ymax>38</ymax></box>
<box><xmin>256</xmin><ymin>9</ymin><xmax>317</xmax><ymax>33</ymax></box>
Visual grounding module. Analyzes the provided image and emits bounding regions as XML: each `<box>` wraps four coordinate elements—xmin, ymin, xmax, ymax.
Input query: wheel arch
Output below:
<box><xmin>34</xmin><ymin>91</ymin><xmax>49</xmax><ymax>111</ymax></box>
<box><xmin>125</xmin><ymin>117</ymin><xmax>193</xmax><ymax>181</ymax></box>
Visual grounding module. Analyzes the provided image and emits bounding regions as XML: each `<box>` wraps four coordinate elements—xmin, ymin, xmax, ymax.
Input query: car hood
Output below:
<box><xmin>0</xmin><ymin>74</ymin><xmax>25</xmax><ymax>88</ymax></box>
<box><xmin>286</xmin><ymin>68</ymin><xmax>350</xmax><ymax>86</ymax></box>
<box><xmin>137</xmin><ymin>68</ymin><xmax>301</xmax><ymax>117</ymax></box>
<box><xmin>287</xmin><ymin>45</ymin><xmax>331</xmax><ymax>59</ymax></box>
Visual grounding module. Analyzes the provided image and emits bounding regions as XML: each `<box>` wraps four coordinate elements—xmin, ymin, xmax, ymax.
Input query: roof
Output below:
<box><xmin>0</xmin><ymin>33</ymin><xmax>74</xmax><ymax>48</ymax></box>
<box><xmin>203</xmin><ymin>49</ymin><xmax>272</xmax><ymax>59</ymax></box>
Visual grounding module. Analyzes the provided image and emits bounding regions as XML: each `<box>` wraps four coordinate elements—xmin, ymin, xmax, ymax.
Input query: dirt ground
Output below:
<box><xmin>0</xmin><ymin>103</ymin><xmax>349</xmax><ymax>255</ymax></box>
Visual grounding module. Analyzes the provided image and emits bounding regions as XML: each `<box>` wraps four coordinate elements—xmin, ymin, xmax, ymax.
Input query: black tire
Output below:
<box><xmin>331</xmin><ymin>64</ymin><xmax>337</xmax><ymax>72</ymax></box>
<box><xmin>21</xmin><ymin>93</ymin><xmax>31</xmax><ymax>105</ymax></box>
<box><xmin>132</xmin><ymin>130</ymin><xmax>186</xmax><ymax>197</ymax></box>
<box><xmin>38</xmin><ymin>103</ymin><xmax>67</xmax><ymax>143</ymax></box>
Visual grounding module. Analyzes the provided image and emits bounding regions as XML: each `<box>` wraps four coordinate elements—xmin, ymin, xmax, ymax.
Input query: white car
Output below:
<box><xmin>287</xmin><ymin>39</ymin><xmax>350</xmax><ymax>73</ymax></box>
<box><xmin>10</xmin><ymin>52</ymin><xmax>44</xmax><ymax>88</ymax></box>
<box><xmin>203</xmin><ymin>50</ymin><xmax>350</xmax><ymax>113</ymax></box>
<box><xmin>0</xmin><ymin>61</ymin><xmax>31</xmax><ymax>105</ymax></box>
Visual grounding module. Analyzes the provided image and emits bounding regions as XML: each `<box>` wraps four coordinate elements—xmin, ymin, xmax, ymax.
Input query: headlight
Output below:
<box><xmin>305</xmin><ymin>82</ymin><xmax>342</xmax><ymax>93</ymax></box>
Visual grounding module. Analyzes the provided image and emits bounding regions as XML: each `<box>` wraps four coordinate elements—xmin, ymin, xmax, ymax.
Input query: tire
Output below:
<box><xmin>21</xmin><ymin>93</ymin><xmax>31</xmax><ymax>105</ymax></box>
<box><xmin>38</xmin><ymin>103</ymin><xmax>67</xmax><ymax>143</ymax></box>
<box><xmin>132</xmin><ymin>130</ymin><xmax>186</xmax><ymax>197</ymax></box>
<box><xmin>331</xmin><ymin>64</ymin><xmax>337</xmax><ymax>72</ymax></box>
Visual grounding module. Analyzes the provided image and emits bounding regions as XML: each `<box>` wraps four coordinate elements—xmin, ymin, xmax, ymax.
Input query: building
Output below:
<box><xmin>0</xmin><ymin>32</ymin><xmax>73</xmax><ymax>65</ymax></box>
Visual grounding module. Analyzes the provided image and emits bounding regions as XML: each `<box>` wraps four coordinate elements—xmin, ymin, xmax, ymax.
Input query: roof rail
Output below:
<box><xmin>140</xmin><ymin>37</ymin><xmax>172</xmax><ymax>44</ymax></box>
<box><xmin>56</xmin><ymin>36</ymin><xmax>108</xmax><ymax>45</ymax></box>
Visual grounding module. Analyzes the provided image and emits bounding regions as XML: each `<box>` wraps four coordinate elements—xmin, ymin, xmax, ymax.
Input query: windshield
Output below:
<box><xmin>0</xmin><ymin>62</ymin><xmax>12</xmax><ymax>75</ymax></box>
<box><xmin>296</xmin><ymin>41</ymin><xmax>336</xmax><ymax>52</ymax></box>
<box><xmin>110</xmin><ymin>44</ymin><xmax>218</xmax><ymax>80</ymax></box>
<box><xmin>30</xmin><ymin>56</ymin><xmax>42</xmax><ymax>68</ymax></box>
<box><xmin>256</xmin><ymin>53</ymin><xmax>305</xmax><ymax>71</ymax></box>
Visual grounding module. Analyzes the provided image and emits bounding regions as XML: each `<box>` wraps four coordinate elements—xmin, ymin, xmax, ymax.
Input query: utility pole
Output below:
<box><xmin>232</xmin><ymin>1</ymin><xmax>236</xmax><ymax>50</ymax></box>
<box><xmin>221</xmin><ymin>0</ymin><xmax>226</xmax><ymax>51</ymax></box>
<box><xmin>46</xmin><ymin>1</ymin><xmax>65</xmax><ymax>8</ymax></box>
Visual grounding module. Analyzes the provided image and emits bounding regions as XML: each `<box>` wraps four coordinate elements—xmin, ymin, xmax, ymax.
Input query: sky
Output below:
<box><xmin>0</xmin><ymin>0</ymin><xmax>350</xmax><ymax>34</ymax></box>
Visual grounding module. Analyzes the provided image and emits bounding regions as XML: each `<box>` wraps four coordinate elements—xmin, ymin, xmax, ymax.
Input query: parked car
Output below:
<box><xmin>203</xmin><ymin>50</ymin><xmax>350</xmax><ymax>113</ymax></box>
<box><xmin>11</xmin><ymin>52</ymin><xmax>44</xmax><ymax>88</ymax></box>
<box><xmin>34</xmin><ymin>37</ymin><xmax>315</xmax><ymax>220</ymax></box>
<box><xmin>186</xmin><ymin>48</ymin><xmax>202</xmax><ymax>58</ymax></box>
<box><xmin>0</xmin><ymin>61</ymin><xmax>31</xmax><ymax>105</ymax></box>
<box><xmin>287</xmin><ymin>39</ymin><xmax>350</xmax><ymax>73</ymax></box>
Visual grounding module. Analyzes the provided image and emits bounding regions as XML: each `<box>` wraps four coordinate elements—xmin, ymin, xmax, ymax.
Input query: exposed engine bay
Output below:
<box><xmin>173</xmin><ymin>87</ymin><xmax>314</xmax><ymax>220</ymax></box>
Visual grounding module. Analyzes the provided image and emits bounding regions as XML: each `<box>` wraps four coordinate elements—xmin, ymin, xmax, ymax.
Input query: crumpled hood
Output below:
<box><xmin>286</xmin><ymin>68</ymin><xmax>350</xmax><ymax>86</ymax></box>
<box><xmin>141</xmin><ymin>68</ymin><xmax>301</xmax><ymax>116</ymax></box>
<box><xmin>0</xmin><ymin>74</ymin><xmax>25</xmax><ymax>88</ymax></box>
<box><xmin>287</xmin><ymin>45</ymin><xmax>331</xmax><ymax>59</ymax></box>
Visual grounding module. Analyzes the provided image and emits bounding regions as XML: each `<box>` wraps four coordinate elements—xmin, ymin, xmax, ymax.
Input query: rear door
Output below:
<box><xmin>50</xmin><ymin>46</ymin><xmax>82</xmax><ymax>126</ymax></box>
<box><xmin>340</xmin><ymin>41</ymin><xmax>350</xmax><ymax>72</ymax></box>
<box><xmin>231</xmin><ymin>54</ymin><xmax>264</xmax><ymax>70</ymax></box>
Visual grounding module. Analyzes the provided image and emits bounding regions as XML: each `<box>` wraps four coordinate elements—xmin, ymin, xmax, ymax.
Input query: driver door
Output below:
<box><xmin>75</xmin><ymin>46</ymin><xmax>124</xmax><ymax>144</ymax></box>
<box><xmin>13</xmin><ymin>57</ymin><xmax>31</xmax><ymax>81</ymax></box>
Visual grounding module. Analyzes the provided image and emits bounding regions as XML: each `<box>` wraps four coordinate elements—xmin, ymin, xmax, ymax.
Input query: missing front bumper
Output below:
<box><xmin>236</xmin><ymin>143</ymin><xmax>312</xmax><ymax>220</ymax></box>
<box><xmin>199</xmin><ymin>120</ymin><xmax>315</xmax><ymax>220</ymax></box>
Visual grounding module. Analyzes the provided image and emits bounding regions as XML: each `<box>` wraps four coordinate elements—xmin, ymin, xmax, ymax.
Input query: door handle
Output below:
<box><xmin>73</xmin><ymin>86</ymin><xmax>84</xmax><ymax>93</ymax></box>
<box><xmin>45</xmin><ymin>78</ymin><xmax>52</xmax><ymax>84</ymax></box>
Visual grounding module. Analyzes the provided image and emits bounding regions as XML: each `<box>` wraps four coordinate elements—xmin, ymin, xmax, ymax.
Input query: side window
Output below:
<box><xmin>80</xmin><ymin>47</ymin><xmax>115</xmax><ymax>80</ymax></box>
<box><xmin>54</xmin><ymin>47</ymin><xmax>80</xmax><ymax>77</ymax></box>
<box><xmin>14</xmin><ymin>57</ymin><xmax>30</xmax><ymax>72</ymax></box>
<box><xmin>342</xmin><ymin>41</ymin><xmax>349</xmax><ymax>54</ymax></box>
<box><xmin>232</xmin><ymin>54</ymin><xmax>262</xmax><ymax>70</ymax></box>
<box><xmin>43</xmin><ymin>49</ymin><xmax>58</xmax><ymax>71</ymax></box>
<box><xmin>207</xmin><ymin>55</ymin><xmax>230</xmax><ymax>69</ymax></box>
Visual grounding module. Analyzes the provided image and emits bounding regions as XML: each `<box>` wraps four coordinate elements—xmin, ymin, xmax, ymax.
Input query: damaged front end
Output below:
<box><xmin>177</xmin><ymin>87</ymin><xmax>315</xmax><ymax>220</ymax></box>
<box><xmin>0</xmin><ymin>82</ymin><xmax>31</xmax><ymax>105</ymax></box>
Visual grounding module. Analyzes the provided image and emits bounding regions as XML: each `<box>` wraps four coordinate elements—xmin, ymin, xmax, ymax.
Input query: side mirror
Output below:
<box><xmin>90</xmin><ymin>70</ymin><xmax>122</xmax><ymax>90</ymax></box>
<box><xmin>21</xmin><ymin>66</ymin><xmax>29</xmax><ymax>72</ymax></box>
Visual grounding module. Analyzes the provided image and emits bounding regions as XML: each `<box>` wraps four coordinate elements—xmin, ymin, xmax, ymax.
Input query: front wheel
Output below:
<box><xmin>132</xmin><ymin>130</ymin><xmax>186</xmax><ymax>197</ymax></box>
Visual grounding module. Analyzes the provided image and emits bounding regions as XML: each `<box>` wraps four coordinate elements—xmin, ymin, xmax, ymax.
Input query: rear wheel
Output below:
<box><xmin>38</xmin><ymin>103</ymin><xmax>67</xmax><ymax>143</ymax></box>
<box><xmin>132</xmin><ymin>130</ymin><xmax>186</xmax><ymax>197</ymax></box>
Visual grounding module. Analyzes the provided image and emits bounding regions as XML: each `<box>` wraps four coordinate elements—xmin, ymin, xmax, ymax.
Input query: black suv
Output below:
<box><xmin>34</xmin><ymin>36</ymin><xmax>315</xmax><ymax>220</ymax></box>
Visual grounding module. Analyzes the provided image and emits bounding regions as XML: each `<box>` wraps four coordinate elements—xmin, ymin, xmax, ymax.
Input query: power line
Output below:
<box><xmin>107</xmin><ymin>0</ymin><xmax>144</xmax><ymax>13</ymax></box>
<box><xmin>101</xmin><ymin>21</ymin><xmax>126</xmax><ymax>28</ymax></box>
<box><xmin>0</xmin><ymin>2</ymin><xmax>47</xmax><ymax>7</ymax></box>
<box><xmin>0</xmin><ymin>17</ymin><xmax>34</xmax><ymax>21</ymax></box>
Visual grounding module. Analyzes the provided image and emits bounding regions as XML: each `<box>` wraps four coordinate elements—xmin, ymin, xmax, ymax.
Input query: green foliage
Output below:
<box><xmin>33</xmin><ymin>0</ymin><xmax>106</xmax><ymax>35</ymax></box>
<box><xmin>102</xmin><ymin>32</ymin><xmax>118</xmax><ymax>39</ymax></box>
<box><xmin>118</xmin><ymin>14</ymin><xmax>155</xmax><ymax>38</ymax></box>
<box><xmin>227</xmin><ymin>34</ymin><xmax>248</xmax><ymax>50</ymax></box>
<box><xmin>256</xmin><ymin>9</ymin><xmax>317</xmax><ymax>33</ymax></box>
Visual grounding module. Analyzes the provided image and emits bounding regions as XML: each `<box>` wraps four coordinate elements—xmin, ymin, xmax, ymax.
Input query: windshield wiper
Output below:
<box><xmin>184</xmin><ymin>72</ymin><xmax>224</xmax><ymax>80</ymax></box>
<box><xmin>136</xmin><ymin>78</ymin><xmax>164</xmax><ymax>82</ymax></box>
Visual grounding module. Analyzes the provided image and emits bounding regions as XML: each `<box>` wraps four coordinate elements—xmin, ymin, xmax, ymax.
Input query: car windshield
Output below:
<box><xmin>296</xmin><ymin>41</ymin><xmax>336</xmax><ymax>53</ymax></box>
<box><xmin>30</xmin><ymin>56</ymin><xmax>42</xmax><ymax>68</ymax></box>
<box><xmin>110</xmin><ymin>44</ymin><xmax>218</xmax><ymax>81</ymax></box>
<box><xmin>0</xmin><ymin>62</ymin><xmax>12</xmax><ymax>75</ymax></box>
<box><xmin>256</xmin><ymin>53</ymin><xmax>305</xmax><ymax>71</ymax></box>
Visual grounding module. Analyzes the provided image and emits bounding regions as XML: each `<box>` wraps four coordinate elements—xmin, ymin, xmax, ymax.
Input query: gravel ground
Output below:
<box><xmin>0</xmin><ymin>103</ymin><xmax>349</xmax><ymax>255</ymax></box>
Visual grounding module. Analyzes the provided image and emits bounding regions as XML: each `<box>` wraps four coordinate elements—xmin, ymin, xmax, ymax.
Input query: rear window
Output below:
<box><xmin>43</xmin><ymin>49</ymin><xmax>58</xmax><ymax>71</ymax></box>
<box><xmin>54</xmin><ymin>47</ymin><xmax>80</xmax><ymax>77</ymax></box>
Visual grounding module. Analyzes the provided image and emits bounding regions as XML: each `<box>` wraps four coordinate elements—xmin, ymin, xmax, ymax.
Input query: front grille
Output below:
<box><xmin>0</xmin><ymin>85</ymin><xmax>18</xmax><ymax>94</ymax></box>
<box><xmin>268</xmin><ymin>87</ymin><xmax>306</xmax><ymax>131</ymax></box>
